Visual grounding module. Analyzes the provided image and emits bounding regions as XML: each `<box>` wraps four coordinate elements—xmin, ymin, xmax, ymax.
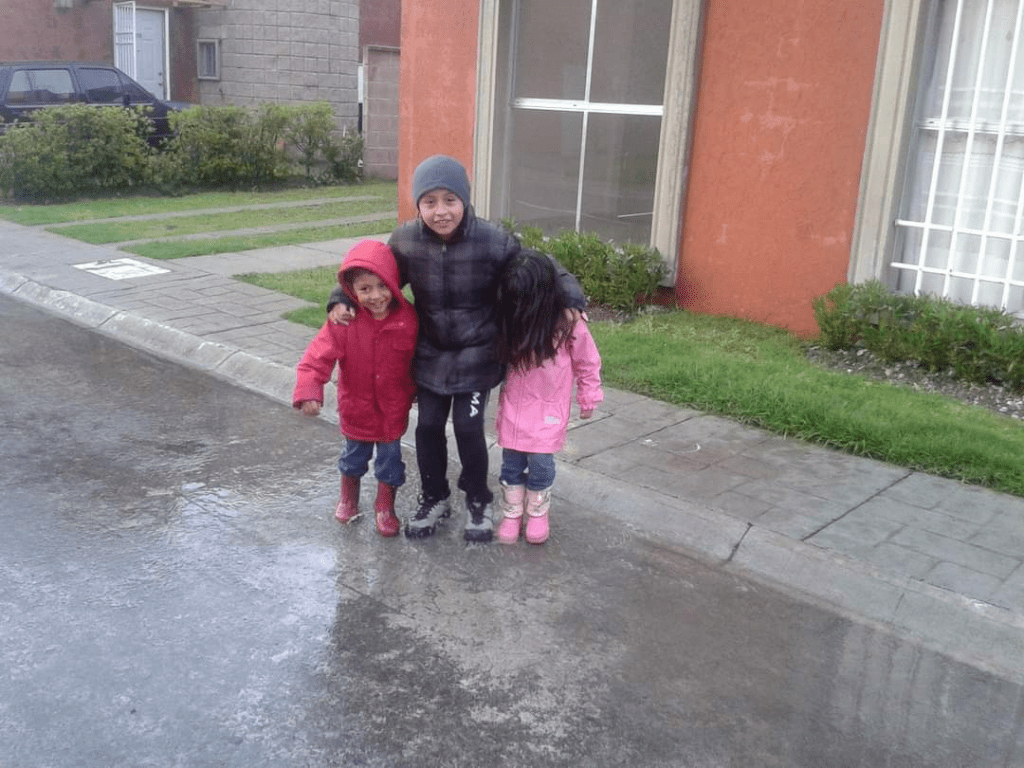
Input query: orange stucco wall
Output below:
<box><xmin>396</xmin><ymin>0</ymin><xmax>884</xmax><ymax>335</ymax></box>
<box><xmin>396</xmin><ymin>1</ymin><xmax>480</xmax><ymax>222</ymax></box>
<box><xmin>679</xmin><ymin>0</ymin><xmax>883</xmax><ymax>335</ymax></box>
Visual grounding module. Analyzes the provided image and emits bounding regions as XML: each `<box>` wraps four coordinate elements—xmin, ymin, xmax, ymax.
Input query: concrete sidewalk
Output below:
<box><xmin>3</xmin><ymin>219</ymin><xmax>1024</xmax><ymax>682</ymax></box>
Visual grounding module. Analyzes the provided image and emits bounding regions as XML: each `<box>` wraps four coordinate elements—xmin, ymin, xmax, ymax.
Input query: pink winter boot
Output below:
<box><xmin>524</xmin><ymin>488</ymin><xmax>551</xmax><ymax>545</ymax></box>
<box><xmin>496</xmin><ymin>482</ymin><xmax>525</xmax><ymax>544</ymax></box>
<box><xmin>335</xmin><ymin>475</ymin><xmax>361</xmax><ymax>524</ymax></box>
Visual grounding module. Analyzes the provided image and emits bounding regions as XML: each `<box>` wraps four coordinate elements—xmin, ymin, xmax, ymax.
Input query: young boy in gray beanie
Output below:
<box><xmin>329</xmin><ymin>154</ymin><xmax>585</xmax><ymax>543</ymax></box>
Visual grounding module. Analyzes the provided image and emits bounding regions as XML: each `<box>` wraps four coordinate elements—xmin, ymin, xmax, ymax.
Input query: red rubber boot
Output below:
<box><xmin>374</xmin><ymin>482</ymin><xmax>400</xmax><ymax>537</ymax></box>
<box><xmin>335</xmin><ymin>475</ymin><xmax>361</xmax><ymax>524</ymax></box>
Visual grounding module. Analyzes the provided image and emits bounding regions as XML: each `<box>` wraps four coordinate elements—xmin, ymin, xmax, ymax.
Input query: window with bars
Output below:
<box><xmin>895</xmin><ymin>0</ymin><xmax>1024</xmax><ymax>316</ymax></box>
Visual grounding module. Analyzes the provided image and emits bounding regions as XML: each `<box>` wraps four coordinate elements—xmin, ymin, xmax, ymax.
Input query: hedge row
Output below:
<box><xmin>0</xmin><ymin>101</ymin><xmax>362</xmax><ymax>201</ymax></box>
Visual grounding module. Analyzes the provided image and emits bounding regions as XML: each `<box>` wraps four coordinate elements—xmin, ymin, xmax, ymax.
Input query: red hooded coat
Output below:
<box><xmin>293</xmin><ymin>240</ymin><xmax>418</xmax><ymax>443</ymax></box>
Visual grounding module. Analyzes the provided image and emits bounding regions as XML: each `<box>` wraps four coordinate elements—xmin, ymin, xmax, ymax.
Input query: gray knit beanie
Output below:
<box><xmin>412</xmin><ymin>155</ymin><xmax>471</xmax><ymax>208</ymax></box>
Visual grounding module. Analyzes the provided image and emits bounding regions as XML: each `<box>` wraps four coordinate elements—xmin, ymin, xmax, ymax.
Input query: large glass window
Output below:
<box><xmin>504</xmin><ymin>0</ymin><xmax>673</xmax><ymax>245</ymax></box>
<box><xmin>895</xmin><ymin>0</ymin><xmax>1024</xmax><ymax>314</ymax></box>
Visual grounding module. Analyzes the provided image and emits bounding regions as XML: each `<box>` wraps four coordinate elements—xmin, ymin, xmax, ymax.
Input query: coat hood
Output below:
<box><xmin>337</xmin><ymin>239</ymin><xmax>406</xmax><ymax>307</ymax></box>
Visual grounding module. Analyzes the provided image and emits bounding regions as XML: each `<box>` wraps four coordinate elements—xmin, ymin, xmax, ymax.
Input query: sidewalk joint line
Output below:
<box><xmin>799</xmin><ymin>468</ymin><xmax>915</xmax><ymax>542</ymax></box>
<box><xmin>726</xmin><ymin>522</ymin><xmax>753</xmax><ymax>564</ymax></box>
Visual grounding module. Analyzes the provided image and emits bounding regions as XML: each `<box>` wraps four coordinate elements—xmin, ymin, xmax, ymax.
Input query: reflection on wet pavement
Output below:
<box><xmin>3</xmin><ymin>295</ymin><xmax>1024</xmax><ymax>766</ymax></box>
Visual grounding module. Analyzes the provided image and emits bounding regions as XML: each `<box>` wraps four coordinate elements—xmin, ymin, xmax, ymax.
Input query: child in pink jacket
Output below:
<box><xmin>493</xmin><ymin>250</ymin><xmax>604</xmax><ymax>544</ymax></box>
<box><xmin>293</xmin><ymin>240</ymin><xmax>418</xmax><ymax>537</ymax></box>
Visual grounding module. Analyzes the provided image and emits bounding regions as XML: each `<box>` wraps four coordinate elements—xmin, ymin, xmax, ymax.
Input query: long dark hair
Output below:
<box><xmin>496</xmin><ymin>249</ymin><xmax>573</xmax><ymax>372</ymax></box>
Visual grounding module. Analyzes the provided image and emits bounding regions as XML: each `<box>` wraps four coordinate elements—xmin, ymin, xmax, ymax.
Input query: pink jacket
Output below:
<box><xmin>495</xmin><ymin>320</ymin><xmax>603</xmax><ymax>454</ymax></box>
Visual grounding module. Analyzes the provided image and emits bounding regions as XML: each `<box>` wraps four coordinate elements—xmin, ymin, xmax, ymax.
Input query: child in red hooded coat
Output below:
<box><xmin>293</xmin><ymin>240</ymin><xmax>418</xmax><ymax>536</ymax></box>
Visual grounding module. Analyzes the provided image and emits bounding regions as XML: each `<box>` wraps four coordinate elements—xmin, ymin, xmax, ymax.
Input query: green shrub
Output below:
<box><xmin>810</xmin><ymin>282</ymin><xmax>855</xmax><ymax>350</ymax></box>
<box><xmin>813</xmin><ymin>280</ymin><xmax>1024</xmax><ymax>393</ymax></box>
<box><xmin>323</xmin><ymin>128</ymin><xmax>363</xmax><ymax>183</ymax></box>
<box><xmin>0</xmin><ymin>101</ymin><xmax>362</xmax><ymax>198</ymax></box>
<box><xmin>284</xmin><ymin>102</ymin><xmax>335</xmax><ymax>178</ymax></box>
<box><xmin>158</xmin><ymin>102</ymin><xmax>358</xmax><ymax>189</ymax></box>
<box><xmin>160</xmin><ymin>104</ymin><xmax>287</xmax><ymax>189</ymax></box>
<box><xmin>0</xmin><ymin>104</ymin><xmax>152</xmax><ymax>200</ymax></box>
<box><xmin>503</xmin><ymin>223</ymin><xmax>667</xmax><ymax>312</ymax></box>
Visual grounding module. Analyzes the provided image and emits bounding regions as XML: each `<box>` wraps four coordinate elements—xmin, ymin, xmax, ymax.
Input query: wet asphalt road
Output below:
<box><xmin>3</xmin><ymin>293</ymin><xmax>1024</xmax><ymax>768</ymax></box>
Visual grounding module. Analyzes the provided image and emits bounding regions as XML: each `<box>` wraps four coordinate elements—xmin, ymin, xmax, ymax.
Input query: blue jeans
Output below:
<box><xmin>500</xmin><ymin>448</ymin><xmax>555</xmax><ymax>491</ymax></box>
<box><xmin>338</xmin><ymin>438</ymin><xmax>405</xmax><ymax>487</ymax></box>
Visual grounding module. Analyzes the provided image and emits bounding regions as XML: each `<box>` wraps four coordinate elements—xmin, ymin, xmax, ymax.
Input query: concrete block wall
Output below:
<box><xmin>196</xmin><ymin>0</ymin><xmax>359</xmax><ymax>128</ymax></box>
<box><xmin>362</xmin><ymin>46</ymin><xmax>400</xmax><ymax>180</ymax></box>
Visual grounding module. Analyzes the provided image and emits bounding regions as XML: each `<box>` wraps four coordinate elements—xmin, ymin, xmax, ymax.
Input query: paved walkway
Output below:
<box><xmin>3</xmin><ymin>219</ymin><xmax>1024</xmax><ymax>682</ymax></box>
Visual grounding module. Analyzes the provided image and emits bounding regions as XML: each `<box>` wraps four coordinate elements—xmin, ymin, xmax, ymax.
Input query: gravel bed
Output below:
<box><xmin>805</xmin><ymin>346</ymin><xmax>1024</xmax><ymax>422</ymax></box>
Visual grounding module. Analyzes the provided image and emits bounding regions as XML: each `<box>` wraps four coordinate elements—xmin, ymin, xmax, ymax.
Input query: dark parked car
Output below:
<box><xmin>0</xmin><ymin>61</ymin><xmax>191</xmax><ymax>146</ymax></box>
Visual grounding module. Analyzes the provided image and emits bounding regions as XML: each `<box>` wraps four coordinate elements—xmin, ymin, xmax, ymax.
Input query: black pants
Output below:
<box><xmin>415</xmin><ymin>387</ymin><xmax>493</xmax><ymax>506</ymax></box>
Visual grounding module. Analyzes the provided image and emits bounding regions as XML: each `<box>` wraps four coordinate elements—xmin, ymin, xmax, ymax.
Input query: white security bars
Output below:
<box><xmin>895</xmin><ymin>0</ymin><xmax>1024</xmax><ymax>316</ymax></box>
<box><xmin>113</xmin><ymin>1</ymin><xmax>137</xmax><ymax>79</ymax></box>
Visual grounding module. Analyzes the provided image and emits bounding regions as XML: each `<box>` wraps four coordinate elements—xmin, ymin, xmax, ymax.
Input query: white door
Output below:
<box><xmin>134</xmin><ymin>9</ymin><xmax>166</xmax><ymax>97</ymax></box>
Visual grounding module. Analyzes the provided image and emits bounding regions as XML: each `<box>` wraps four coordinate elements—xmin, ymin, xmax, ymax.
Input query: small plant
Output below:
<box><xmin>323</xmin><ymin>126</ymin><xmax>363</xmax><ymax>183</ymax></box>
<box><xmin>810</xmin><ymin>282</ymin><xmax>855</xmax><ymax>350</ymax></box>
<box><xmin>284</xmin><ymin>102</ymin><xmax>335</xmax><ymax>179</ymax></box>
<box><xmin>504</xmin><ymin>225</ymin><xmax>667</xmax><ymax>312</ymax></box>
<box><xmin>812</xmin><ymin>280</ymin><xmax>1024</xmax><ymax>393</ymax></box>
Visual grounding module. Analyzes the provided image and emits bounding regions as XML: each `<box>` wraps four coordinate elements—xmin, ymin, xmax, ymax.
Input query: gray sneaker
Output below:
<box><xmin>404</xmin><ymin>495</ymin><xmax>451</xmax><ymax>539</ymax></box>
<box><xmin>463</xmin><ymin>500</ymin><xmax>494</xmax><ymax>543</ymax></box>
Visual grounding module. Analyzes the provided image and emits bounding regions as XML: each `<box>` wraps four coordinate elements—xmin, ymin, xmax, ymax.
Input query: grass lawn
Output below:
<box><xmin>52</xmin><ymin>199</ymin><xmax>393</xmax><ymax>244</ymax></box>
<box><xmin>239</xmin><ymin>267</ymin><xmax>1024</xmax><ymax>498</ymax></box>
<box><xmin>0</xmin><ymin>181</ymin><xmax>398</xmax><ymax>260</ymax></box>
<box><xmin>0</xmin><ymin>181</ymin><xmax>398</xmax><ymax>225</ymax></box>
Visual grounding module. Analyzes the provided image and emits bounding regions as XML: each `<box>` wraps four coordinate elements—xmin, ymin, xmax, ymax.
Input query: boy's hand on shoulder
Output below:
<box><xmin>329</xmin><ymin>304</ymin><xmax>357</xmax><ymax>326</ymax></box>
<box><xmin>563</xmin><ymin>308</ymin><xmax>589</xmax><ymax>326</ymax></box>
<box><xmin>300</xmin><ymin>401</ymin><xmax>321</xmax><ymax>417</ymax></box>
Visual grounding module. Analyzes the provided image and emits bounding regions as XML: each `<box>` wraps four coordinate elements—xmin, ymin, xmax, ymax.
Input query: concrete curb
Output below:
<box><xmin>729</xmin><ymin>526</ymin><xmax>1024</xmax><ymax>682</ymax></box>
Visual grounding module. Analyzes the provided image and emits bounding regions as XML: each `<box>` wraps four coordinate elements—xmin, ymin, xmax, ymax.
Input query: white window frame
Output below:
<box><xmin>474</xmin><ymin>0</ymin><xmax>703</xmax><ymax>284</ymax></box>
<box><xmin>197</xmin><ymin>39</ymin><xmax>221</xmax><ymax>80</ymax></box>
<box><xmin>850</xmin><ymin>0</ymin><xmax>925</xmax><ymax>287</ymax></box>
